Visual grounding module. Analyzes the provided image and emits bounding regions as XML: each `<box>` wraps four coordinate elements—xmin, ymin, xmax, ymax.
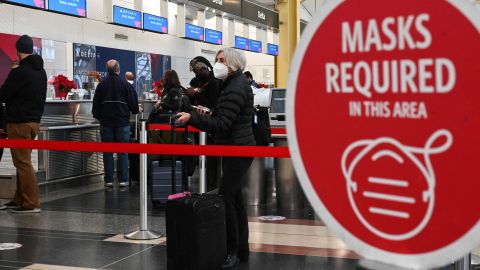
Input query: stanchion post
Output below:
<box><xmin>453</xmin><ymin>254</ymin><xmax>471</xmax><ymax>270</ymax></box>
<box><xmin>199</xmin><ymin>132</ymin><xmax>207</xmax><ymax>193</ymax></box>
<box><xmin>125</xmin><ymin>120</ymin><xmax>162</xmax><ymax>240</ymax></box>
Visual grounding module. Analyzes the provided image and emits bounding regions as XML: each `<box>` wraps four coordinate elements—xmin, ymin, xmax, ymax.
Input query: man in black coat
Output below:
<box><xmin>92</xmin><ymin>60</ymin><xmax>139</xmax><ymax>188</ymax></box>
<box><xmin>0</xmin><ymin>35</ymin><xmax>47</xmax><ymax>213</ymax></box>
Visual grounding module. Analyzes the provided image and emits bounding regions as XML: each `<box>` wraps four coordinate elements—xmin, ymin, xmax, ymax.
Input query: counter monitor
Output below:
<box><xmin>3</xmin><ymin>0</ymin><xmax>45</xmax><ymax>8</ymax></box>
<box><xmin>48</xmin><ymin>0</ymin><xmax>86</xmax><ymax>17</ymax></box>
<box><xmin>234</xmin><ymin>36</ymin><xmax>249</xmax><ymax>50</ymax></box>
<box><xmin>113</xmin><ymin>5</ymin><xmax>142</xmax><ymax>29</ymax></box>
<box><xmin>267</xmin><ymin>43</ymin><xmax>279</xmax><ymax>56</ymax></box>
<box><xmin>143</xmin><ymin>13</ymin><xmax>168</xmax><ymax>34</ymax></box>
<box><xmin>249</xmin><ymin>39</ymin><xmax>262</xmax><ymax>53</ymax></box>
<box><xmin>205</xmin><ymin>29</ymin><xmax>222</xmax><ymax>45</ymax></box>
<box><xmin>185</xmin><ymin>23</ymin><xmax>204</xmax><ymax>41</ymax></box>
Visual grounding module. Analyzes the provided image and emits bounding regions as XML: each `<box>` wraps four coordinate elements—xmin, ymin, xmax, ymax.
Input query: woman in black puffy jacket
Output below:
<box><xmin>177</xmin><ymin>48</ymin><xmax>255</xmax><ymax>269</ymax></box>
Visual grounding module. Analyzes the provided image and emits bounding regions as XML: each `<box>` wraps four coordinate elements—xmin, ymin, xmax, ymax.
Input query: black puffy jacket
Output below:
<box><xmin>0</xmin><ymin>55</ymin><xmax>47</xmax><ymax>123</ymax></box>
<box><xmin>189</xmin><ymin>70</ymin><xmax>255</xmax><ymax>146</ymax></box>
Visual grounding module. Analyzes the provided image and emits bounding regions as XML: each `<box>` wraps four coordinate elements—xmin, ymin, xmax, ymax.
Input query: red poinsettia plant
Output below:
<box><xmin>49</xmin><ymin>74</ymin><xmax>77</xmax><ymax>93</ymax></box>
<box><xmin>48</xmin><ymin>74</ymin><xmax>77</xmax><ymax>99</ymax></box>
<box><xmin>153</xmin><ymin>80</ymin><xmax>164</xmax><ymax>96</ymax></box>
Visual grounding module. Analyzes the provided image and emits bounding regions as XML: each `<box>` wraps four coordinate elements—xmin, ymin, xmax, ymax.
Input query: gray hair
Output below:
<box><xmin>106</xmin><ymin>60</ymin><xmax>120</xmax><ymax>75</ymax></box>
<box><xmin>216</xmin><ymin>48</ymin><xmax>246</xmax><ymax>72</ymax></box>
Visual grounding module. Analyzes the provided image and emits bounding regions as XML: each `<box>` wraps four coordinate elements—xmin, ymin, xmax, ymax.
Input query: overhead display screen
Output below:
<box><xmin>234</xmin><ymin>36</ymin><xmax>249</xmax><ymax>50</ymax></box>
<box><xmin>249</xmin><ymin>39</ymin><xmax>262</xmax><ymax>53</ymax></box>
<box><xmin>48</xmin><ymin>0</ymin><xmax>86</xmax><ymax>17</ymax></box>
<box><xmin>4</xmin><ymin>0</ymin><xmax>45</xmax><ymax>8</ymax></box>
<box><xmin>143</xmin><ymin>13</ymin><xmax>168</xmax><ymax>34</ymax></box>
<box><xmin>267</xmin><ymin>43</ymin><xmax>278</xmax><ymax>56</ymax></box>
<box><xmin>185</xmin><ymin>23</ymin><xmax>204</xmax><ymax>41</ymax></box>
<box><xmin>204</xmin><ymin>29</ymin><xmax>222</xmax><ymax>45</ymax></box>
<box><xmin>113</xmin><ymin>6</ymin><xmax>142</xmax><ymax>29</ymax></box>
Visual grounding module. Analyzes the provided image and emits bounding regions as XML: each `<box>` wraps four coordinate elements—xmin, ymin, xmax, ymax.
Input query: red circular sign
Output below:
<box><xmin>287</xmin><ymin>0</ymin><xmax>480</xmax><ymax>268</ymax></box>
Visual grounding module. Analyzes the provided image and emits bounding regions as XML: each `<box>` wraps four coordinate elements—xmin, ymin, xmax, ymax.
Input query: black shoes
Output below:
<box><xmin>0</xmin><ymin>201</ymin><xmax>20</xmax><ymax>210</ymax></box>
<box><xmin>220</xmin><ymin>254</ymin><xmax>239</xmax><ymax>269</ymax></box>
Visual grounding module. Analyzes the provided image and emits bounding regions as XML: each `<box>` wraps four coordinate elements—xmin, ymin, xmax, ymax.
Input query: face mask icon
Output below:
<box><xmin>341</xmin><ymin>129</ymin><xmax>453</xmax><ymax>241</ymax></box>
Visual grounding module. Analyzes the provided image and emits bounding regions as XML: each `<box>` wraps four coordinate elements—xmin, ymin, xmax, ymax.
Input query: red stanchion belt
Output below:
<box><xmin>0</xmin><ymin>139</ymin><xmax>290</xmax><ymax>158</ymax></box>
<box><xmin>148</xmin><ymin>124</ymin><xmax>287</xmax><ymax>135</ymax></box>
<box><xmin>271</xmin><ymin>127</ymin><xmax>287</xmax><ymax>135</ymax></box>
<box><xmin>148</xmin><ymin>124</ymin><xmax>203</xmax><ymax>133</ymax></box>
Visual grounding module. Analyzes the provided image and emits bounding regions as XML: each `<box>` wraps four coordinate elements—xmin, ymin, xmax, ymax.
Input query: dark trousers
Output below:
<box><xmin>0</xmin><ymin>148</ymin><xmax>3</xmax><ymax>162</ymax></box>
<box><xmin>219</xmin><ymin>156</ymin><xmax>253</xmax><ymax>256</ymax></box>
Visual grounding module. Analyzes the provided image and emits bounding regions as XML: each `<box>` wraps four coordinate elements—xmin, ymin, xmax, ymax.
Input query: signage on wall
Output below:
<box><xmin>249</xmin><ymin>39</ymin><xmax>262</xmax><ymax>53</ymax></box>
<box><xmin>48</xmin><ymin>0</ymin><xmax>86</xmax><ymax>17</ymax></box>
<box><xmin>0</xmin><ymin>33</ymin><xmax>42</xmax><ymax>86</ymax></box>
<box><xmin>204</xmin><ymin>29</ymin><xmax>222</xmax><ymax>45</ymax></box>
<box><xmin>188</xmin><ymin>0</ymin><xmax>241</xmax><ymax>17</ymax></box>
<box><xmin>242</xmin><ymin>0</ymin><xmax>279</xmax><ymax>29</ymax></box>
<box><xmin>4</xmin><ymin>0</ymin><xmax>45</xmax><ymax>8</ymax></box>
<box><xmin>185</xmin><ymin>23</ymin><xmax>204</xmax><ymax>41</ymax></box>
<box><xmin>267</xmin><ymin>43</ymin><xmax>278</xmax><ymax>56</ymax></box>
<box><xmin>143</xmin><ymin>13</ymin><xmax>168</xmax><ymax>34</ymax></box>
<box><xmin>286</xmin><ymin>0</ymin><xmax>480</xmax><ymax>269</ymax></box>
<box><xmin>113</xmin><ymin>6</ymin><xmax>142</xmax><ymax>29</ymax></box>
<box><xmin>234</xmin><ymin>36</ymin><xmax>249</xmax><ymax>50</ymax></box>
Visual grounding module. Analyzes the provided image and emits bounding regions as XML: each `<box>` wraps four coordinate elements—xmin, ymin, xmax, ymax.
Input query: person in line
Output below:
<box><xmin>152</xmin><ymin>70</ymin><xmax>189</xmax><ymax>114</ymax></box>
<box><xmin>125</xmin><ymin>71</ymin><xmax>135</xmax><ymax>85</ymax></box>
<box><xmin>0</xmin><ymin>35</ymin><xmax>47</xmax><ymax>213</ymax></box>
<box><xmin>187</xmin><ymin>56</ymin><xmax>221</xmax><ymax>190</ymax></box>
<box><xmin>243</xmin><ymin>71</ymin><xmax>260</xmax><ymax>88</ymax></box>
<box><xmin>177</xmin><ymin>48</ymin><xmax>255</xmax><ymax>269</ymax></box>
<box><xmin>186</xmin><ymin>56</ymin><xmax>220</xmax><ymax>110</ymax></box>
<box><xmin>92</xmin><ymin>60</ymin><xmax>139</xmax><ymax>188</ymax></box>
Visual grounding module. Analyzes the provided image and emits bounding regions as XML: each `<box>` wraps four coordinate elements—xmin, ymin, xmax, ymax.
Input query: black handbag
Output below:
<box><xmin>252</xmin><ymin>105</ymin><xmax>272</xmax><ymax>146</ymax></box>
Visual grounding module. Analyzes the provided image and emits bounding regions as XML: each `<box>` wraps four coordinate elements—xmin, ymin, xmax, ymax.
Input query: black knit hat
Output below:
<box><xmin>16</xmin><ymin>35</ymin><xmax>34</xmax><ymax>54</ymax></box>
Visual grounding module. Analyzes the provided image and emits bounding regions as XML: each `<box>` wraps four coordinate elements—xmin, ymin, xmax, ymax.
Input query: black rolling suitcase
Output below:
<box><xmin>150</xmin><ymin>115</ymin><xmax>189</xmax><ymax>206</ymax></box>
<box><xmin>166</xmin><ymin>193</ymin><xmax>227</xmax><ymax>270</ymax></box>
<box><xmin>151</xmin><ymin>160</ymin><xmax>183</xmax><ymax>205</ymax></box>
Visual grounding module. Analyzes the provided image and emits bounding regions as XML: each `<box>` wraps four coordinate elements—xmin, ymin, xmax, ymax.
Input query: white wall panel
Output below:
<box><xmin>86</xmin><ymin>0</ymin><xmax>104</xmax><ymax>21</ymax></box>
<box><xmin>14</xmin><ymin>7</ymin><xmax>83</xmax><ymax>44</ymax></box>
<box><xmin>0</xmin><ymin>5</ymin><xmax>14</xmax><ymax>34</ymax></box>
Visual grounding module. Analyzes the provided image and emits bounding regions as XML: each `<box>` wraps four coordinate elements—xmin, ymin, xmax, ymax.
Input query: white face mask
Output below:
<box><xmin>127</xmin><ymin>80</ymin><xmax>134</xmax><ymax>85</ymax></box>
<box><xmin>213</xmin><ymin>62</ymin><xmax>229</xmax><ymax>80</ymax></box>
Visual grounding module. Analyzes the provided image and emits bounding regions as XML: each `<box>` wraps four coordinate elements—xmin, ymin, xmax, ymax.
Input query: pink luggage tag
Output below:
<box><xmin>168</xmin><ymin>192</ymin><xmax>192</xmax><ymax>200</ymax></box>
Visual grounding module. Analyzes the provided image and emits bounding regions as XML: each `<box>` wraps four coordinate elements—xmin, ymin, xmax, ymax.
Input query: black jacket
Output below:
<box><xmin>0</xmin><ymin>55</ymin><xmax>47</xmax><ymax>123</ymax></box>
<box><xmin>189</xmin><ymin>75</ymin><xmax>220</xmax><ymax>109</ymax></box>
<box><xmin>189</xmin><ymin>70</ymin><xmax>255</xmax><ymax>146</ymax></box>
<box><xmin>92</xmin><ymin>73</ymin><xmax>139</xmax><ymax>128</ymax></box>
<box><xmin>0</xmin><ymin>103</ymin><xmax>4</xmax><ymax>129</ymax></box>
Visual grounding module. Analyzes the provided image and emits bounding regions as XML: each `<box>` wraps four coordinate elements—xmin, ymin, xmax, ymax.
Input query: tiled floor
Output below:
<box><xmin>0</xmin><ymin>183</ymin><xmax>473</xmax><ymax>270</ymax></box>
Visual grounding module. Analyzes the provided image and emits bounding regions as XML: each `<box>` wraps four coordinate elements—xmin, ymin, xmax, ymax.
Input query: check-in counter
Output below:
<box><xmin>0</xmin><ymin>99</ymin><xmax>156</xmax><ymax>198</ymax></box>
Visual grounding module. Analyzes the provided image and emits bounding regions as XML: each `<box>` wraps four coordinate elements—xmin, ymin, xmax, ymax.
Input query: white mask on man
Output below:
<box><xmin>127</xmin><ymin>80</ymin><xmax>134</xmax><ymax>85</ymax></box>
<box><xmin>213</xmin><ymin>62</ymin><xmax>229</xmax><ymax>80</ymax></box>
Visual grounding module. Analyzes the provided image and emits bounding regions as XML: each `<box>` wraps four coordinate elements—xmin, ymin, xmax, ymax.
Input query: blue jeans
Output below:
<box><xmin>100</xmin><ymin>125</ymin><xmax>130</xmax><ymax>183</ymax></box>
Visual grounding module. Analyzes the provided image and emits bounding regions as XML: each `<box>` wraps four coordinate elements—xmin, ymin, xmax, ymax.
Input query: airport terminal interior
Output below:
<box><xmin>1</xmin><ymin>0</ymin><xmax>480</xmax><ymax>269</ymax></box>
